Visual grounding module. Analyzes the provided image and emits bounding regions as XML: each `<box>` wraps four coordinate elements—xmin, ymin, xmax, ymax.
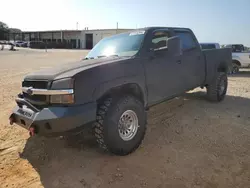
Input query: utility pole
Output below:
<box><xmin>116</xmin><ymin>22</ymin><xmax>118</xmax><ymax>33</ymax></box>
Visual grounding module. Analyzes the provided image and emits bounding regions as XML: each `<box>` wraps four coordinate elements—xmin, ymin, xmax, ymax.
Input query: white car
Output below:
<box><xmin>14</xmin><ymin>41</ymin><xmax>25</xmax><ymax>47</ymax></box>
<box><xmin>225</xmin><ymin>44</ymin><xmax>250</xmax><ymax>73</ymax></box>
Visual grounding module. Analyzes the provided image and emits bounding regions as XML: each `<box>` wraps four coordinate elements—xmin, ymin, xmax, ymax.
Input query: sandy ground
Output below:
<box><xmin>0</xmin><ymin>49</ymin><xmax>250</xmax><ymax>188</ymax></box>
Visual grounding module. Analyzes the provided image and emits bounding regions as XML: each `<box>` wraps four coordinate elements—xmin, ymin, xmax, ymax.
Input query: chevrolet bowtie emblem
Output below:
<box><xmin>26</xmin><ymin>87</ymin><xmax>33</xmax><ymax>95</ymax></box>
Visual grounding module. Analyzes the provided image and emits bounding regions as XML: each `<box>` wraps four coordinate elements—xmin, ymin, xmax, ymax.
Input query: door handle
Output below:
<box><xmin>176</xmin><ymin>60</ymin><xmax>181</xmax><ymax>64</ymax></box>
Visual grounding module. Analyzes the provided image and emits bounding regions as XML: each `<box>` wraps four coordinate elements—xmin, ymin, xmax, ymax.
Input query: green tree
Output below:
<box><xmin>0</xmin><ymin>22</ymin><xmax>22</xmax><ymax>41</ymax></box>
<box><xmin>9</xmin><ymin>28</ymin><xmax>21</xmax><ymax>33</ymax></box>
<box><xmin>0</xmin><ymin>21</ymin><xmax>9</xmax><ymax>40</ymax></box>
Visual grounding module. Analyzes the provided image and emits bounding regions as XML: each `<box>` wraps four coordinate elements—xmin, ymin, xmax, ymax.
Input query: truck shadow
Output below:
<box><xmin>19</xmin><ymin>91</ymin><xmax>250</xmax><ymax>188</ymax></box>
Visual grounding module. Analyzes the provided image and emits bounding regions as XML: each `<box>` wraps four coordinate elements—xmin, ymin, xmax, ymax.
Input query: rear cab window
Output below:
<box><xmin>200</xmin><ymin>44</ymin><xmax>216</xmax><ymax>50</ymax></box>
<box><xmin>174</xmin><ymin>30</ymin><xmax>197</xmax><ymax>51</ymax></box>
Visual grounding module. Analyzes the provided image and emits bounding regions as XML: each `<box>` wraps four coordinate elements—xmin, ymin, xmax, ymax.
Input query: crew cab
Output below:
<box><xmin>9</xmin><ymin>27</ymin><xmax>232</xmax><ymax>156</ymax></box>
<box><xmin>224</xmin><ymin>44</ymin><xmax>250</xmax><ymax>73</ymax></box>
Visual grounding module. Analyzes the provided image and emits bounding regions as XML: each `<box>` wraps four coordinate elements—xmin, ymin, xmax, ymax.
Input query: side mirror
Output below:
<box><xmin>167</xmin><ymin>36</ymin><xmax>182</xmax><ymax>56</ymax></box>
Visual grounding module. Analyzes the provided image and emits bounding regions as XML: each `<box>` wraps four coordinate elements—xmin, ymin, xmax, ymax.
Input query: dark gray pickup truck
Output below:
<box><xmin>9</xmin><ymin>27</ymin><xmax>232</xmax><ymax>155</ymax></box>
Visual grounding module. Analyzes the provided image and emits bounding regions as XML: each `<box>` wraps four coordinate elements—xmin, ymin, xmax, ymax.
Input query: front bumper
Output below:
<box><xmin>9</xmin><ymin>98</ymin><xmax>97</xmax><ymax>137</ymax></box>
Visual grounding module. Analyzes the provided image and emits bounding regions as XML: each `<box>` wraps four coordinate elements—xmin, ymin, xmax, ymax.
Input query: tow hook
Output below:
<box><xmin>29</xmin><ymin>127</ymin><xmax>35</xmax><ymax>137</ymax></box>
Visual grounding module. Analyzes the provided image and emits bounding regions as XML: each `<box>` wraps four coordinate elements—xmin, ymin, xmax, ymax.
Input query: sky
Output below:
<box><xmin>1</xmin><ymin>0</ymin><xmax>250</xmax><ymax>46</ymax></box>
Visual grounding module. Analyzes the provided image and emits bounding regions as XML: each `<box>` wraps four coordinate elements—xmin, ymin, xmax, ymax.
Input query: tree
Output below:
<box><xmin>0</xmin><ymin>22</ymin><xmax>22</xmax><ymax>40</ymax></box>
<box><xmin>0</xmin><ymin>21</ymin><xmax>8</xmax><ymax>29</ymax></box>
<box><xmin>0</xmin><ymin>21</ymin><xmax>9</xmax><ymax>40</ymax></box>
<box><xmin>9</xmin><ymin>28</ymin><xmax>22</xmax><ymax>33</ymax></box>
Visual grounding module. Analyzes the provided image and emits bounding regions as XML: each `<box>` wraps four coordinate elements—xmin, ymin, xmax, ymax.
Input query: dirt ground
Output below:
<box><xmin>0</xmin><ymin>49</ymin><xmax>250</xmax><ymax>188</ymax></box>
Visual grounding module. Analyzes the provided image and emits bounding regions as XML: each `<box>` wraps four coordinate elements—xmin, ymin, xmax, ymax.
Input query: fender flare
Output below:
<box><xmin>92</xmin><ymin>76</ymin><xmax>147</xmax><ymax>106</ymax></box>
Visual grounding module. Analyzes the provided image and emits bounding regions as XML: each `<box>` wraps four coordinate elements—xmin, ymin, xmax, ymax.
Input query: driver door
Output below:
<box><xmin>144</xmin><ymin>29</ymin><xmax>183</xmax><ymax>105</ymax></box>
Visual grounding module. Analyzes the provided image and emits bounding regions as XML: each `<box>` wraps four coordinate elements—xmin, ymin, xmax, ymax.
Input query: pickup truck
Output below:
<box><xmin>9</xmin><ymin>27</ymin><xmax>232</xmax><ymax>156</ymax></box>
<box><xmin>224</xmin><ymin>44</ymin><xmax>250</xmax><ymax>73</ymax></box>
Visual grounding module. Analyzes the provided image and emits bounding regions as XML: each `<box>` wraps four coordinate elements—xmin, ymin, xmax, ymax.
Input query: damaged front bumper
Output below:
<box><xmin>9</xmin><ymin>97</ymin><xmax>97</xmax><ymax>137</ymax></box>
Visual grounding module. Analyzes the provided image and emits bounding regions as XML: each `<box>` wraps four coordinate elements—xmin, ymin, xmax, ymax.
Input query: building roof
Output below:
<box><xmin>22</xmin><ymin>28</ymin><xmax>133</xmax><ymax>33</ymax></box>
<box><xmin>22</xmin><ymin>26</ymin><xmax>193</xmax><ymax>34</ymax></box>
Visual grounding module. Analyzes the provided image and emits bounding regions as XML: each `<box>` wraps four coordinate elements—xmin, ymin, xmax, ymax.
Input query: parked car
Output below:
<box><xmin>200</xmin><ymin>42</ymin><xmax>220</xmax><ymax>50</ymax></box>
<box><xmin>14</xmin><ymin>41</ymin><xmax>25</xmax><ymax>47</ymax></box>
<box><xmin>20</xmin><ymin>42</ymin><xmax>29</xmax><ymax>47</ymax></box>
<box><xmin>224</xmin><ymin>44</ymin><xmax>250</xmax><ymax>73</ymax></box>
<box><xmin>9</xmin><ymin>27</ymin><xmax>232</xmax><ymax>156</ymax></box>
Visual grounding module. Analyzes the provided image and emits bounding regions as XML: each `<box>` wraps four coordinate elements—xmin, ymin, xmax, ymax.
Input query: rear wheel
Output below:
<box><xmin>231</xmin><ymin>62</ymin><xmax>240</xmax><ymax>74</ymax></box>
<box><xmin>206</xmin><ymin>72</ymin><xmax>228</xmax><ymax>102</ymax></box>
<box><xmin>93</xmin><ymin>95</ymin><xmax>146</xmax><ymax>156</ymax></box>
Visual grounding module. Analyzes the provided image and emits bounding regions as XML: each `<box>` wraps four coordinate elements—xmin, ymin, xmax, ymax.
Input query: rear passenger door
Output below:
<box><xmin>174</xmin><ymin>30</ymin><xmax>205</xmax><ymax>89</ymax></box>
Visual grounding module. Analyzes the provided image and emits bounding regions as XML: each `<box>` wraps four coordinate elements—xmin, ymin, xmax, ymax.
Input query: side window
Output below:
<box><xmin>175</xmin><ymin>31</ymin><xmax>196</xmax><ymax>50</ymax></box>
<box><xmin>151</xmin><ymin>31</ymin><xmax>170</xmax><ymax>50</ymax></box>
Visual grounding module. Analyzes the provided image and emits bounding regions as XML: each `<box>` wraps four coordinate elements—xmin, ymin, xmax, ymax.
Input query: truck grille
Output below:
<box><xmin>23</xmin><ymin>93</ymin><xmax>47</xmax><ymax>102</ymax></box>
<box><xmin>22</xmin><ymin>80</ymin><xmax>49</xmax><ymax>105</ymax></box>
<box><xmin>22</xmin><ymin>80</ymin><xmax>48</xmax><ymax>89</ymax></box>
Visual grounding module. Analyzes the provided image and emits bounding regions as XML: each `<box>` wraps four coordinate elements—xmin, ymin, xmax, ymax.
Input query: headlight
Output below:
<box><xmin>51</xmin><ymin>78</ymin><xmax>74</xmax><ymax>89</ymax></box>
<box><xmin>50</xmin><ymin>78</ymin><xmax>75</xmax><ymax>104</ymax></box>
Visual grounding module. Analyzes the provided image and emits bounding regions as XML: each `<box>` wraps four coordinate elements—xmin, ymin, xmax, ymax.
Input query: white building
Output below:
<box><xmin>21</xmin><ymin>28</ymin><xmax>133</xmax><ymax>49</ymax></box>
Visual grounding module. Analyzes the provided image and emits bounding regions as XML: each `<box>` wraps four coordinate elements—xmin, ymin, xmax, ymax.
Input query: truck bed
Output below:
<box><xmin>202</xmin><ymin>48</ymin><xmax>232</xmax><ymax>84</ymax></box>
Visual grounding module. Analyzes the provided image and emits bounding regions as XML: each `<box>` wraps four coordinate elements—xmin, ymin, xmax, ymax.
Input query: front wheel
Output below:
<box><xmin>206</xmin><ymin>72</ymin><xmax>228</xmax><ymax>102</ymax></box>
<box><xmin>93</xmin><ymin>95</ymin><xmax>147</xmax><ymax>156</ymax></box>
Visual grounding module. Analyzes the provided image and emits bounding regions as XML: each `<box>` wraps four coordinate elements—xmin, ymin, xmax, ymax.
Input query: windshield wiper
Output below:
<box><xmin>97</xmin><ymin>54</ymin><xmax>119</xmax><ymax>58</ymax></box>
<box><xmin>97</xmin><ymin>55</ymin><xmax>107</xmax><ymax>58</ymax></box>
<box><xmin>85</xmin><ymin>55</ymin><xmax>120</xmax><ymax>60</ymax></box>
<box><xmin>84</xmin><ymin>57</ymin><xmax>94</xmax><ymax>60</ymax></box>
<box><xmin>110</xmin><ymin>54</ymin><xmax>119</xmax><ymax>57</ymax></box>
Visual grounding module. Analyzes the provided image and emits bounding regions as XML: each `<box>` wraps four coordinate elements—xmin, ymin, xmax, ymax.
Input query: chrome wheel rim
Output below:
<box><xmin>118</xmin><ymin>110</ymin><xmax>139</xmax><ymax>141</ymax></box>
<box><xmin>232</xmin><ymin>66</ymin><xmax>239</xmax><ymax>74</ymax></box>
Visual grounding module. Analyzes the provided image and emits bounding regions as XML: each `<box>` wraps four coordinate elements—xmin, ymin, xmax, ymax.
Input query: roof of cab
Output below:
<box><xmin>200</xmin><ymin>42</ymin><xmax>220</xmax><ymax>45</ymax></box>
<box><xmin>141</xmin><ymin>26</ymin><xmax>191</xmax><ymax>31</ymax></box>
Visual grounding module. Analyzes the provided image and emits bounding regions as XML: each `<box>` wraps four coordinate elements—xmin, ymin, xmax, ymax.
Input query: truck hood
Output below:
<box><xmin>24</xmin><ymin>56</ymin><xmax>131</xmax><ymax>81</ymax></box>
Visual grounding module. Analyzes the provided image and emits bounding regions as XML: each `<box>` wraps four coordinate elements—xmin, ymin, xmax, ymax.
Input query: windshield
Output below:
<box><xmin>231</xmin><ymin>45</ymin><xmax>245</xmax><ymax>52</ymax></box>
<box><xmin>85</xmin><ymin>31</ymin><xmax>145</xmax><ymax>59</ymax></box>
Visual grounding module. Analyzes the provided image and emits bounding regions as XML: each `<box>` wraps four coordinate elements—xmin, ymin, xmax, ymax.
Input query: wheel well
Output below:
<box><xmin>97</xmin><ymin>83</ymin><xmax>145</xmax><ymax>106</ymax></box>
<box><xmin>232</xmin><ymin>60</ymin><xmax>241</xmax><ymax>66</ymax></box>
<box><xmin>217</xmin><ymin>62</ymin><xmax>228</xmax><ymax>73</ymax></box>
